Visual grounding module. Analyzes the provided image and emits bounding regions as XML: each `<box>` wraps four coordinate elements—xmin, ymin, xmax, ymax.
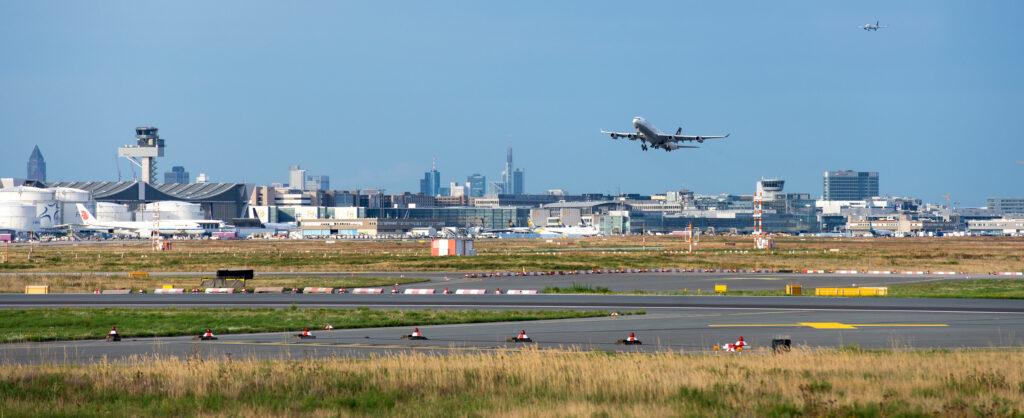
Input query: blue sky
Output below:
<box><xmin>1</xmin><ymin>1</ymin><xmax>1022</xmax><ymax>205</ymax></box>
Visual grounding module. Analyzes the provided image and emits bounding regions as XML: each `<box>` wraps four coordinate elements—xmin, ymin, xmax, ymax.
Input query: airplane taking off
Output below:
<box><xmin>602</xmin><ymin>117</ymin><xmax>729</xmax><ymax>152</ymax></box>
<box><xmin>75</xmin><ymin>204</ymin><xmax>223</xmax><ymax>237</ymax></box>
<box><xmin>860</xmin><ymin>21</ymin><xmax>887</xmax><ymax>31</ymax></box>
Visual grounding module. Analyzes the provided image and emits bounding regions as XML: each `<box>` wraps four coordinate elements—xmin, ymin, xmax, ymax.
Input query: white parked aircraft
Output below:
<box><xmin>75</xmin><ymin>204</ymin><xmax>223</xmax><ymax>237</ymax></box>
<box><xmin>534</xmin><ymin>225</ymin><xmax>601</xmax><ymax>238</ymax></box>
<box><xmin>602</xmin><ymin>117</ymin><xmax>729</xmax><ymax>152</ymax></box>
<box><xmin>860</xmin><ymin>21</ymin><xmax>887</xmax><ymax>31</ymax></box>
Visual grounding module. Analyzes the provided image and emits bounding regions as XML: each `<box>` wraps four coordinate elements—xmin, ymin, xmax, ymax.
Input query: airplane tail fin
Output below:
<box><xmin>675</xmin><ymin>127</ymin><xmax>682</xmax><ymax>135</ymax></box>
<box><xmin>75</xmin><ymin>204</ymin><xmax>96</xmax><ymax>225</ymax></box>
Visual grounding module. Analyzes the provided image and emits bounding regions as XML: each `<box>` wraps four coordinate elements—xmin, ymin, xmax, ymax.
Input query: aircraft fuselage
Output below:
<box><xmin>632</xmin><ymin>117</ymin><xmax>665</xmax><ymax>146</ymax></box>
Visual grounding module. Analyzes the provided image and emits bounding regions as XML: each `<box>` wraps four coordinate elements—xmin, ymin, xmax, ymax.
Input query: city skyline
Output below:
<box><xmin>1</xmin><ymin>2</ymin><xmax>1023</xmax><ymax>205</ymax></box>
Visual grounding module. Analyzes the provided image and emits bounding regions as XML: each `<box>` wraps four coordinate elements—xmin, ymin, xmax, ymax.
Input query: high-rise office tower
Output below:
<box><xmin>419</xmin><ymin>159</ymin><xmax>441</xmax><ymax>196</ymax></box>
<box><xmin>164</xmin><ymin>166</ymin><xmax>189</xmax><ymax>184</ymax></box>
<box><xmin>288</xmin><ymin>165</ymin><xmax>307</xmax><ymax>190</ymax></box>
<box><xmin>823</xmin><ymin>170</ymin><xmax>879</xmax><ymax>200</ymax></box>
<box><xmin>467</xmin><ymin>173</ymin><xmax>487</xmax><ymax>197</ymax></box>
<box><xmin>26</xmin><ymin>145</ymin><xmax>46</xmax><ymax>182</ymax></box>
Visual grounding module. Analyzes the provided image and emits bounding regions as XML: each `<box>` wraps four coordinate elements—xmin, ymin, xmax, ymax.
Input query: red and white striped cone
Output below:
<box><xmin>94</xmin><ymin>288</ymin><xmax>100</xmax><ymax>295</ymax></box>
<box><xmin>403</xmin><ymin>326</ymin><xmax>429</xmax><ymax>340</ymax></box>
<box><xmin>495</xmin><ymin>288</ymin><xmax>502</xmax><ymax>295</ymax></box>
<box><xmin>296</xmin><ymin>327</ymin><xmax>316</xmax><ymax>339</ymax></box>
<box><xmin>617</xmin><ymin>332</ymin><xmax>642</xmax><ymax>345</ymax></box>
<box><xmin>508</xmin><ymin>329</ymin><xmax>533</xmax><ymax>343</ymax></box>
<box><xmin>106</xmin><ymin>326</ymin><xmax>121</xmax><ymax>341</ymax></box>
<box><xmin>443</xmin><ymin>288</ymin><xmax>451</xmax><ymax>295</ymax></box>
<box><xmin>391</xmin><ymin>286</ymin><xmax>399</xmax><ymax>294</ymax></box>
<box><xmin>198</xmin><ymin>328</ymin><xmax>217</xmax><ymax>340</ymax></box>
<box><xmin>734</xmin><ymin>336</ymin><xmax>747</xmax><ymax>351</ymax></box>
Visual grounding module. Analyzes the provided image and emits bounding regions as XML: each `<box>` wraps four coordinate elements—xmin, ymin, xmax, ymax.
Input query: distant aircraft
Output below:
<box><xmin>75</xmin><ymin>203</ymin><xmax>223</xmax><ymax>237</ymax></box>
<box><xmin>860</xmin><ymin>21</ymin><xmax>887</xmax><ymax>31</ymax></box>
<box><xmin>602</xmin><ymin>116</ymin><xmax>729</xmax><ymax>152</ymax></box>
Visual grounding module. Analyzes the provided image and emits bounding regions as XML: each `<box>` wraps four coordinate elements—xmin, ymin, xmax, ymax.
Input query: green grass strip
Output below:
<box><xmin>1</xmin><ymin>308</ymin><xmax>641</xmax><ymax>343</ymax></box>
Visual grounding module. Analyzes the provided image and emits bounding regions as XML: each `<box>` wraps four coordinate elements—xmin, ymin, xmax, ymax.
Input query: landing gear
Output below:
<box><xmin>641</xmin><ymin>144</ymin><xmax>648</xmax><ymax>151</ymax></box>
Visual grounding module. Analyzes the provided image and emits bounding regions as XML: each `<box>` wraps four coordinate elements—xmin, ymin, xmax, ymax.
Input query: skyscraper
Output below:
<box><xmin>500</xmin><ymin>147</ymin><xmax>514</xmax><ymax>194</ymax></box>
<box><xmin>467</xmin><ymin>174</ymin><xmax>487</xmax><ymax>197</ymax></box>
<box><xmin>419</xmin><ymin>159</ymin><xmax>441</xmax><ymax>196</ymax></box>
<box><xmin>823</xmin><ymin>170</ymin><xmax>879</xmax><ymax>200</ymax></box>
<box><xmin>164</xmin><ymin>166</ymin><xmax>189</xmax><ymax>184</ymax></box>
<box><xmin>26</xmin><ymin>145</ymin><xmax>46</xmax><ymax>182</ymax></box>
<box><xmin>305</xmin><ymin>175</ymin><xmax>330</xmax><ymax>191</ymax></box>
<box><xmin>512</xmin><ymin>169</ymin><xmax>525</xmax><ymax>195</ymax></box>
<box><xmin>288</xmin><ymin>165</ymin><xmax>306</xmax><ymax>190</ymax></box>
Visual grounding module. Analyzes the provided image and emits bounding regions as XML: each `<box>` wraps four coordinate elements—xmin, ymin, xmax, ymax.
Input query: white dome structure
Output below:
<box><xmin>0</xmin><ymin>186</ymin><xmax>58</xmax><ymax>228</ymax></box>
<box><xmin>96</xmin><ymin>202</ymin><xmax>131</xmax><ymax>222</ymax></box>
<box><xmin>139</xmin><ymin>201</ymin><xmax>203</xmax><ymax>221</ymax></box>
<box><xmin>0</xmin><ymin>202</ymin><xmax>38</xmax><ymax>231</ymax></box>
<box><xmin>52</xmin><ymin>187</ymin><xmax>93</xmax><ymax>226</ymax></box>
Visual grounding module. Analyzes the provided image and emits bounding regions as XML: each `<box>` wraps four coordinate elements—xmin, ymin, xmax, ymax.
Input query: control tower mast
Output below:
<box><xmin>117</xmin><ymin>127</ymin><xmax>165</xmax><ymax>184</ymax></box>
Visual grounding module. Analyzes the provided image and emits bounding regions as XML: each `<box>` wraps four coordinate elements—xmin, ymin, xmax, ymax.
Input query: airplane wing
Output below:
<box><xmin>601</xmin><ymin>130</ymin><xmax>640</xmax><ymax>140</ymax></box>
<box><xmin>663</xmin><ymin>133</ymin><xmax>730</xmax><ymax>143</ymax></box>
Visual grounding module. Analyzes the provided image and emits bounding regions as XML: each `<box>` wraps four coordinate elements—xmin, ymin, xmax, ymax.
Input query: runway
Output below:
<box><xmin>3</xmin><ymin>293</ymin><xmax>1023</xmax><ymax>313</ymax></box>
<box><xmin>3</xmin><ymin>305</ymin><xmax>1022</xmax><ymax>365</ymax></box>
<box><xmin>3</xmin><ymin>271</ymin><xmax>1021</xmax><ymax>365</ymax></box>
<box><xmin>1</xmin><ymin>270</ymin><xmax>977</xmax><ymax>292</ymax></box>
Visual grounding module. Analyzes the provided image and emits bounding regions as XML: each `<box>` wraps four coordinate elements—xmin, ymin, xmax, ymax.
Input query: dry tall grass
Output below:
<box><xmin>1</xmin><ymin>236</ymin><xmax>1022</xmax><ymax>273</ymax></box>
<box><xmin>0</xmin><ymin>273</ymin><xmax>426</xmax><ymax>293</ymax></box>
<box><xmin>2</xmin><ymin>348</ymin><xmax>1022</xmax><ymax>417</ymax></box>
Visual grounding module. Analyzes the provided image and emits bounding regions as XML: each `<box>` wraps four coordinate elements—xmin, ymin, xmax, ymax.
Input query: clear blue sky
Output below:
<box><xmin>1</xmin><ymin>1</ymin><xmax>1022</xmax><ymax>205</ymax></box>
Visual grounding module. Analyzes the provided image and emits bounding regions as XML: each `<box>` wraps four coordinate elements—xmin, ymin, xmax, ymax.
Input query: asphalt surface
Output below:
<box><xmin>3</xmin><ymin>271</ymin><xmax>1021</xmax><ymax>365</ymax></box>
<box><xmin>3</xmin><ymin>293</ymin><xmax>1023</xmax><ymax>312</ymax></box>
<box><xmin>1</xmin><ymin>270</ymin><xmax>975</xmax><ymax>292</ymax></box>
<box><xmin>3</xmin><ymin>306</ymin><xmax>1022</xmax><ymax>365</ymax></box>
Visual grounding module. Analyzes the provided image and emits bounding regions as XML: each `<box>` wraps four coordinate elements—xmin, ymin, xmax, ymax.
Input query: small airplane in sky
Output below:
<box><xmin>601</xmin><ymin>116</ymin><xmax>729</xmax><ymax>152</ymax></box>
<box><xmin>860</xmin><ymin>21</ymin><xmax>887</xmax><ymax>31</ymax></box>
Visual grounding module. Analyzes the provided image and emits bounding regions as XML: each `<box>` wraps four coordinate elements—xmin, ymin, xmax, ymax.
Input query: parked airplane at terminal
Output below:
<box><xmin>860</xmin><ymin>21</ymin><xmax>887</xmax><ymax>31</ymax></box>
<box><xmin>602</xmin><ymin>117</ymin><xmax>729</xmax><ymax>152</ymax></box>
<box><xmin>75</xmin><ymin>204</ymin><xmax>223</xmax><ymax>237</ymax></box>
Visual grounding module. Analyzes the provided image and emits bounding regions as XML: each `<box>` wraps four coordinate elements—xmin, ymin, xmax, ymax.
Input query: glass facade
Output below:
<box><xmin>823</xmin><ymin>171</ymin><xmax>879</xmax><ymax>200</ymax></box>
<box><xmin>365</xmin><ymin>207</ymin><xmax>531</xmax><ymax>229</ymax></box>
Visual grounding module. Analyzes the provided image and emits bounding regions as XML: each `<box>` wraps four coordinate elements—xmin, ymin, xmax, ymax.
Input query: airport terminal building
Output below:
<box><xmin>48</xmin><ymin>181</ymin><xmax>248</xmax><ymax>221</ymax></box>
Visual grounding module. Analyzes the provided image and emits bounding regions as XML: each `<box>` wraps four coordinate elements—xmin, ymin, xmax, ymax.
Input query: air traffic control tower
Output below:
<box><xmin>117</xmin><ymin>127</ymin><xmax>165</xmax><ymax>184</ymax></box>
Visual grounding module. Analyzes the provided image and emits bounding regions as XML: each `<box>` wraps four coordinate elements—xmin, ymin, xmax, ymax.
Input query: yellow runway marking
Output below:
<box><xmin>799</xmin><ymin>322</ymin><xmax>858</xmax><ymax>329</ymax></box>
<box><xmin>708</xmin><ymin>322</ymin><xmax>948</xmax><ymax>330</ymax></box>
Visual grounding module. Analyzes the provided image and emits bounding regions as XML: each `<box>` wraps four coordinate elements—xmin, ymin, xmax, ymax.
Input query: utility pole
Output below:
<box><xmin>687</xmin><ymin>222</ymin><xmax>694</xmax><ymax>254</ymax></box>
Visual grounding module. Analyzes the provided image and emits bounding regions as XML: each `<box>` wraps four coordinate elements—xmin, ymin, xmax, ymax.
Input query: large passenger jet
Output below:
<box><xmin>602</xmin><ymin>117</ymin><xmax>729</xmax><ymax>151</ymax></box>
<box><xmin>75</xmin><ymin>204</ymin><xmax>224</xmax><ymax>237</ymax></box>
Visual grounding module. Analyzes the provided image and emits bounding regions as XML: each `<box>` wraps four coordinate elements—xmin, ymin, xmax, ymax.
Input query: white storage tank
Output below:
<box><xmin>139</xmin><ymin>201</ymin><xmax>202</xmax><ymax>221</ymax></box>
<box><xmin>0</xmin><ymin>186</ymin><xmax>58</xmax><ymax>228</ymax></box>
<box><xmin>0</xmin><ymin>202</ymin><xmax>39</xmax><ymax>231</ymax></box>
<box><xmin>52</xmin><ymin>187</ymin><xmax>93</xmax><ymax>226</ymax></box>
<box><xmin>96</xmin><ymin>202</ymin><xmax>132</xmax><ymax>222</ymax></box>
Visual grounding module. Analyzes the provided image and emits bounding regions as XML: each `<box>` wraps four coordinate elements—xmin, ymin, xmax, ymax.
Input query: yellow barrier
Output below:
<box><xmin>815</xmin><ymin>287</ymin><xmax>888</xmax><ymax>297</ymax></box>
<box><xmin>128</xmin><ymin>271</ymin><xmax>150</xmax><ymax>279</ymax></box>
<box><xmin>714</xmin><ymin>284</ymin><xmax>728</xmax><ymax>294</ymax></box>
<box><xmin>24</xmin><ymin>285</ymin><xmax>49</xmax><ymax>294</ymax></box>
<box><xmin>785</xmin><ymin>284</ymin><xmax>802</xmax><ymax>296</ymax></box>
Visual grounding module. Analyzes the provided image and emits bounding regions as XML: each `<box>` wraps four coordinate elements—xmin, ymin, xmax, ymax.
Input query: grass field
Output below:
<box><xmin>0</xmin><ymin>308</ymin><xmax>631</xmax><ymax>343</ymax></box>
<box><xmin>1</xmin><ymin>348</ymin><xmax>1021</xmax><ymax>417</ymax></box>
<box><xmin>0</xmin><ymin>274</ymin><xmax>429</xmax><ymax>293</ymax></box>
<box><xmin>1</xmin><ymin>236</ymin><xmax>1022</xmax><ymax>273</ymax></box>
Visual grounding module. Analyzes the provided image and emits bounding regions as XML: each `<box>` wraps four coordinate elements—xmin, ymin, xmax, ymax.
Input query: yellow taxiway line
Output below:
<box><xmin>708</xmin><ymin>322</ymin><xmax>949</xmax><ymax>330</ymax></box>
